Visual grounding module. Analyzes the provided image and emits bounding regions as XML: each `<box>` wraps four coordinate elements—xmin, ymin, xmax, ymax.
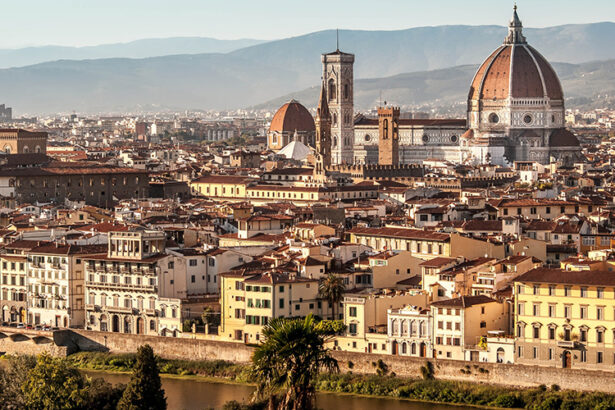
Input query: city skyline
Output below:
<box><xmin>0</xmin><ymin>0</ymin><xmax>614</xmax><ymax>48</ymax></box>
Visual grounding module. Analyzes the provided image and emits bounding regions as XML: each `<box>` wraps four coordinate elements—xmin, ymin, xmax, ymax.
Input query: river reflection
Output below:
<box><xmin>83</xmin><ymin>370</ymin><xmax>476</xmax><ymax>410</ymax></box>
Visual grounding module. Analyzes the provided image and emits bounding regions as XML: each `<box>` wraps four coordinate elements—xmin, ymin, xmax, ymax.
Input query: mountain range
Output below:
<box><xmin>0</xmin><ymin>37</ymin><xmax>264</xmax><ymax>69</ymax></box>
<box><xmin>0</xmin><ymin>23</ymin><xmax>614</xmax><ymax>114</ymax></box>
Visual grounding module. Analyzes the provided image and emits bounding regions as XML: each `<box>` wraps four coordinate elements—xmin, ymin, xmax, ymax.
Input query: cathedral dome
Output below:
<box><xmin>468</xmin><ymin>7</ymin><xmax>563</xmax><ymax>103</ymax></box>
<box><xmin>269</xmin><ymin>100</ymin><xmax>315</xmax><ymax>133</ymax></box>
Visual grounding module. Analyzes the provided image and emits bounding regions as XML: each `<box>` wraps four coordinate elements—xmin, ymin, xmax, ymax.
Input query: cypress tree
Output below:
<box><xmin>117</xmin><ymin>344</ymin><xmax>167</xmax><ymax>410</ymax></box>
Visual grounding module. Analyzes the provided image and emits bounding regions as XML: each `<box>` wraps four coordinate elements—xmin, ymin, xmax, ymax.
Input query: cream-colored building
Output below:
<box><xmin>83</xmin><ymin>230</ymin><xmax>182</xmax><ymax>336</ymax></box>
<box><xmin>431</xmin><ymin>295</ymin><xmax>509</xmax><ymax>361</ymax></box>
<box><xmin>514</xmin><ymin>267</ymin><xmax>615</xmax><ymax>370</ymax></box>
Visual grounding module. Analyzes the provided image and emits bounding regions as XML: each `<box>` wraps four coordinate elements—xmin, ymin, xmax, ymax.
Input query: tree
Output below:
<box><xmin>201</xmin><ymin>306</ymin><xmax>220</xmax><ymax>327</ymax></box>
<box><xmin>0</xmin><ymin>354</ymin><xmax>36</xmax><ymax>409</ymax></box>
<box><xmin>251</xmin><ymin>314</ymin><xmax>339</xmax><ymax>410</ymax></box>
<box><xmin>117</xmin><ymin>344</ymin><xmax>167</xmax><ymax>410</ymax></box>
<box><xmin>318</xmin><ymin>273</ymin><xmax>346</xmax><ymax>320</ymax></box>
<box><xmin>22</xmin><ymin>354</ymin><xmax>91</xmax><ymax>410</ymax></box>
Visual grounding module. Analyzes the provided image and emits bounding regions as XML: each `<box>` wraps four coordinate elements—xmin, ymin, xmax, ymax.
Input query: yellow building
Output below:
<box><xmin>189</xmin><ymin>175</ymin><xmax>252</xmax><ymax>200</ymax></box>
<box><xmin>494</xmin><ymin>199</ymin><xmax>593</xmax><ymax>221</ymax></box>
<box><xmin>219</xmin><ymin>271</ymin><xmax>328</xmax><ymax>343</ymax></box>
<box><xmin>514</xmin><ymin>267</ymin><xmax>615</xmax><ymax>370</ymax></box>
<box><xmin>347</xmin><ymin>227</ymin><xmax>505</xmax><ymax>261</ymax></box>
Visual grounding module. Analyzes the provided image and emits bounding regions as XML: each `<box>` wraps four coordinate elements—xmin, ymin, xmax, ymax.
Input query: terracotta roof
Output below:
<box><xmin>348</xmin><ymin>227</ymin><xmax>450</xmax><ymax>242</ymax></box>
<box><xmin>462</xmin><ymin>220</ymin><xmax>502</xmax><ymax>232</ymax></box>
<box><xmin>419</xmin><ymin>257</ymin><xmax>457</xmax><ymax>267</ymax></box>
<box><xmin>549</xmin><ymin>129</ymin><xmax>580</xmax><ymax>147</ymax></box>
<box><xmin>269</xmin><ymin>100</ymin><xmax>315</xmax><ymax>133</ymax></box>
<box><xmin>516</xmin><ymin>267</ymin><xmax>615</xmax><ymax>286</ymax></box>
<box><xmin>430</xmin><ymin>295</ymin><xmax>497</xmax><ymax>308</ymax></box>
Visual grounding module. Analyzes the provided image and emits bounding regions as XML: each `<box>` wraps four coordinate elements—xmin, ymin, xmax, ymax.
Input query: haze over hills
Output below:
<box><xmin>0</xmin><ymin>37</ymin><xmax>265</xmax><ymax>69</ymax></box>
<box><xmin>1</xmin><ymin>22</ymin><xmax>614</xmax><ymax>114</ymax></box>
<box><xmin>256</xmin><ymin>59</ymin><xmax>615</xmax><ymax>114</ymax></box>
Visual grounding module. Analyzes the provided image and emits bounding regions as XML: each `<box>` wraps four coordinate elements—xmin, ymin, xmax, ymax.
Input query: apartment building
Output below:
<box><xmin>0</xmin><ymin>253</ymin><xmax>28</xmax><ymax>323</ymax></box>
<box><xmin>83</xmin><ymin>230</ymin><xmax>182</xmax><ymax>336</ymax></box>
<box><xmin>338</xmin><ymin>289</ymin><xmax>428</xmax><ymax>354</ymax></box>
<box><xmin>27</xmin><ymin>243</ymin><xmax>107</xmax><ymax>327</ymax></box>
<box><xmin>514</xmin><ymin>268</ymin><xmax>615</xmax><ymax>370</ymax></box>
<box><xmin>388</xmin><ymin>305</ymin><xmax>433</xmax><ymax>358</ymax></box>
<box><xmin>219</xmin><ymin>271</ymin><xmax>324</xmax><ymax>343</ymax></box>
<box><xmin>431</xmin><ymin>295</ymin><xmax>509</xmax><ymax>361</ymax></box>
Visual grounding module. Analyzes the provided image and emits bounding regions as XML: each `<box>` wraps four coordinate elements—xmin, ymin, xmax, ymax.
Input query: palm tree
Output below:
<box><xmin>318</xmin><ymin>273</ymin><xmax>345</xmax><ymax>320</ymax></box>
<box><xmin>251</xmin><ymin>315</ymin><xmax>339</xmax><ymax>410</ymax></box>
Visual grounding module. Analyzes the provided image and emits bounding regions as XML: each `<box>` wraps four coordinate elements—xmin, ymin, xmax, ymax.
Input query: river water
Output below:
<box><xmin>83</xmin><ymin>370</ymin><xmax>476</xmax><ymax>410</ymax></box>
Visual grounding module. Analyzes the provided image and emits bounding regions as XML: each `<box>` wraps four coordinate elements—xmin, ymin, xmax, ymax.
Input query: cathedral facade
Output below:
<box><xmin>311</xmin><ymin>6</ymin><xmax>580</xmax><ymax>168</ymax></box>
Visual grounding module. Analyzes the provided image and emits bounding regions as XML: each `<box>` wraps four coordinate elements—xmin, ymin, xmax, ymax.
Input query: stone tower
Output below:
<box><xmin>378</xmin><ymin>106</ymin><xmax>400</xmax><ymax>166</ymax></box>
<box><xmin>322</xmin><ymin>48</ymin><xmax>355</xmax><ymax>165</ymax></box>
<box><xmin>315</xmin><ymin>80</ymin><xmax>332</xmax><ymax>173</ymax></box>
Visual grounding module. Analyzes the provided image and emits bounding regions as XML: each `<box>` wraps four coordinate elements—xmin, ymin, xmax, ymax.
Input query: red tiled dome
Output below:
<box><xmin>468</xmin><ymin>7</ymin><xmax>563</xmax><ymax>102</ymax></box>
<box><xmin>269</xmin><ymin>100</ymin><xmax>315</xmax><ymax>133</ymax></box>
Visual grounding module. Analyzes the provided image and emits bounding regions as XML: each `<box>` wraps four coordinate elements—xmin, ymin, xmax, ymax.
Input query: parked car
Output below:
<box><xmin>16</xmin><ymin>323</ymin><xmax>25</xmax><ymax>329</ymax></box>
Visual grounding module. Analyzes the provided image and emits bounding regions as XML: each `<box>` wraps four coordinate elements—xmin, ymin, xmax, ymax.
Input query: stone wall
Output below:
<box><xmin>2</xmin><ymin>326</ymin><xmax>615</xmax><ymax>394</ymax></box>
<box><xmin>57</xmin><ymin>329</ymin><xmax>253</xmax><ymax>363</ymax></box>
<box><xmin>0</xmin><ymin>328</ymin><xmax>67</xmax><ymax>357</ymax></box>
<box><xmin>331</xmin><ymin>350</ymin><xmax>615</xmax><ymax>394</ymax></box>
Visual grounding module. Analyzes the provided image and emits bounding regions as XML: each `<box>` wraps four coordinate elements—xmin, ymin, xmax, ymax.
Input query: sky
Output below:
<box><xmin>1</xmin><ymin>0</ymin><xmax>613</xmax><ymax>48</ymax></box>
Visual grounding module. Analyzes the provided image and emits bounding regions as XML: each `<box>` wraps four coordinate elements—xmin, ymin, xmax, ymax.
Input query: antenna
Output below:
<box><xmin>336</xmin><ymin>28</ymin><xmax>339</xmax><ymax>51</ymax></box>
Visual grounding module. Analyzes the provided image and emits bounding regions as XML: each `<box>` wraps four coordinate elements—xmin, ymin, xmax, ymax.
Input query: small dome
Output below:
<box><xmin>269</xmin><ymin>100</ymin><xmax>315</xmax><ymax>133</ymax></box>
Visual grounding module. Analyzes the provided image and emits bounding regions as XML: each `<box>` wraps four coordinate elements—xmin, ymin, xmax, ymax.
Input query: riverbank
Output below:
<box><xmin>65</xmin><ymin>352</ymin><xmax>615</xmax><ymax>409</ymax></box>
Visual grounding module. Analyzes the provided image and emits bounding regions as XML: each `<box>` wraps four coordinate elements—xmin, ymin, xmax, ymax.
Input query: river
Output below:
<box><xmin>83</xmin><ymin>370</ymin><xmax>476</xmax><ymax>410</ymax></box>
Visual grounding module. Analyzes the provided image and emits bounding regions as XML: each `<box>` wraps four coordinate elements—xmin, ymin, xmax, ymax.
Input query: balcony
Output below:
<box><xmin>105</xmin><ymin>306</ymin><xmax>135</xmax><ymax>314</ymax></box>
<box><xmin>86</xmin><ymin>281</ymin><xmax>157</xmax><ymax>293</ymax></box>
<box><xmin>144</xmin><ymin>308</ymin><xmax>157</xmax><ymax>316</ymax></box>
<box><xmin>557</xmin><ymin>340</ymin><xmax>576</xmax><ymax>348</ymax></box>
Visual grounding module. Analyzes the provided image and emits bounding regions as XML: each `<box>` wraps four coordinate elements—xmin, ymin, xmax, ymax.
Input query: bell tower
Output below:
<box><xmin>322</xmin><ymin>44</ymin><xmax>355</xmax><ymax>165</ymax></box>
<box><xmin>378</xmin><ymin>106</ymin><xmax>400</xmax><ymax>166</ymax></box>
<box><xmin>315</xmin><ymin>80</ymin><xmax>332</xmax><ymax>174</ymax></box>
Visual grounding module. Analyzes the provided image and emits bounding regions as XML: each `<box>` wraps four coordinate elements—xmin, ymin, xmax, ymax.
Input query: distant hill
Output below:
<box><xmin>257</xmin><ymin>59</ymin><xmax>615</xmax><ymax>113</ymax></box>
<box><xmin>0</xmin><ymin>37</ymin><xmax>265</xmax><ymax>69</ymax></box>
<box><xmin>1</xmin><ymin>22</ymin><xmax>614</xmax><ymax>114</ymax></box>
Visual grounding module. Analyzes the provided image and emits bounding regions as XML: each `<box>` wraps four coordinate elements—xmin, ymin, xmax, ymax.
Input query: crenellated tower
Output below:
<box><xmin>378</xmin><ymin>106</ymin><xmax>400</xmax><ymax>166</ymax></box>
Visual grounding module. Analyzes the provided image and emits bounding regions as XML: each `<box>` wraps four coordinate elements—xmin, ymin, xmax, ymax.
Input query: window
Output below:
<box><xmin>480</xmin><ymin>321</ymin><xmax>486</xmax><ymax>328</ymax></box>
<box><xmin>349</xmin><ymin>307</ymin><xmax>357</xmax><ymax>317</ymax></box>
<box><xmin>564</xmin><ymin>286</ymin><xmax>571</xmax><ymax>297</ymax></box>
<box><xmin>564</xmin><ymin>305</ymin><xmax>571</xmax><ymax>318</ymax></box>
<box><xmin>580</xmin><ymin>350</ymin><xmax>587</xmax><ymax>362</ymax></box>
<box><xmin>533</xmin><ymin>285</ymin><xmax>539</xmax><ymax>295</ymax></box>
<box><xmin>548</xmin><ymin>304</ymin><xmax>555</xmax><ymax>317</ymax></box>
<box><xmin>189</xmin><ymin>259</ymin><xmax>197</xmax><ymax>267</ymax></box>
<box><xmin>597</xmin><ymin>307</ymin><xmax>604</xmax><ymax>320</ymax></box>
<box><xmin>548</xmin><ymin>327</ymin><xmax>555</xmax><ymax>340</ymax></box>
<box><xmin>597</xmin><ymin>329</ymin><xmax>604</xmax><ymax>343</ymax></box>
<box><xmin>349</xmin><ymin>323</ymin><xmax>357</xmax><ymax>334</ymax></box>
<box><xmin>597</xmin><ymin>351</ymin><xmax>604</xmax><ymax>364</ymax></box>
<box><xmin>580</xmin><ymin>287</ymin><xmax>588</xmax><ymax>298</ymax></box>
<box><xmin>279</xmin><ymin>298</ymin><xmax>284</xmax><ymax>308</ymax></box>
<box><xmin>548</xmin><ymin>285</ymin><xmax>555</xmax><ymax>296</ymax></box>
<box><xmin>191</xmin><ymin>275</ymin><xmax>195</xmax><ymax>283</ymax></box>
<box><xmin>597</xmin><ymin>288</ymin><xmax>604</xmax><ymax>299</ymax></box>
<box><xmin>533</xmin><ymin>304</ymin><xmax>540</xmax><ymax>316</ymax></box>
<box><xmin>580</xmin><ymin>328</ymin><xmax>587</xmax><ymax>342</ymax></box>
<box><xmin>580</xmin><ymin>306</ymin><xmax>587</xmax><ymax>319</ymax></box>
<box><xmin>533</xmin><ymin>327</ymin><xmax>539</xmax><ymax>339</ymax></box>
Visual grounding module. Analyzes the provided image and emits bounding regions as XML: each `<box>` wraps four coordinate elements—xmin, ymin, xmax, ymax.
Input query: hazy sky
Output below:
<box><xmin>2</xmin><ymin>0</ymin><xmax>613</xmax><ymax>48</ymax></box>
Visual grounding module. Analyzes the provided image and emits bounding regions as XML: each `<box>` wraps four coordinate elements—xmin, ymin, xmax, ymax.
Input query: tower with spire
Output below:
<box><xmin>321</xmin><ymin>34</ymin><xmax>355</xmax><ymax>165</ymax></box>
<box><xmin>314</xmin><ymin>80</ymin><xmax>332</xmax><ymax>173</ymax></box>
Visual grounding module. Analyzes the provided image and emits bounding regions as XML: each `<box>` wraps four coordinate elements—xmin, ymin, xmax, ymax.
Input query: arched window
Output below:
<box><xmin>401</xmin><ymin>342</ymin><xmax>407</xmax><ymax>354</ymax></box>
<box><xmin>150</xmin><ymin>320</ymin><xmax>156</xmax><ymax>331</ymax></box>
<box><xmin>344</xmin><ymin>83</ymin><xmax>349</xmax><ymax>99</ymax></box>
<box><xmin>333</xmin><ymin>113</ymin><xmax>337</xmax><ymax>125</ymax></box>
<box><xmin>35</xmin><ymin>146</ymin><xmax>41</xmax><ymax>153</ymax></box>
<box><xmin>3</xmin><ymin>146</ymin><xmax>10</xmax><ymax>154</ymax></box>
<box><xmin>328</xmin><ymin>79</ymin><xmax>336</xmax><ymax>101</ymax></box>
<box><xmin>383</xmin><ymin>119</ymin><xmax>389</xmax><ymax>139</ymax></box>
<box><xmin>411</xmin><ymin>343</ymin><xmax>417</xmax><ymax>355</ymax></box>
<box><xmin>23</xmin><ymin>146</ymin><xmax>29</xmax><ymax>153</ymax></box>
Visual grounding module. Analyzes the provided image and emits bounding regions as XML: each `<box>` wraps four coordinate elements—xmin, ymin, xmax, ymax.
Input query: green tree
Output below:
<box><xmin>0</xmin><ymin>354</ymin><xmax>36</xmax><ymax>409</ymax></box>
<box><xmin>202</xmin><ymin>306</ymin><xmax>220</xmax><ymax>327</ymax></box>
<box><xmin>251</xmin><ymin>314</ymin><xmax>339</xmax><ymax>410</ymax></box>
<box><xmin>318</xmin><ymin>273</ymin><xmax>346</xmax><ymax>320</ymax></box>
<box><xmin>22</xmin><ymin>354</ymin><xmax>91</xmax><ymax>410</ymax></box>
<box><xmin>118</xmin><ymin>344</ymin><xmax>167</xmax><ymax>410</ymax></box>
